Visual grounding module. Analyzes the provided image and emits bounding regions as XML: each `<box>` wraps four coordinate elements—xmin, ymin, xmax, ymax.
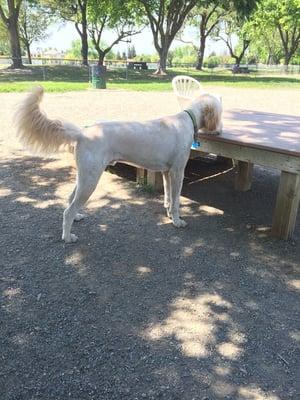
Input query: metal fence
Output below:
<box><xmin>1</xmin><ymin>56</ymin><xmax>299</xmax><ymax>74</ymax></box>
<box><xmin>170</xmin><ymin>62</ymin><xmax>300</xmax><ymax>74</ymax></box>
<box><xmin>0</xmin><ymin>56</ymin><xmax>158</xmax><ymax>70</ymax></box>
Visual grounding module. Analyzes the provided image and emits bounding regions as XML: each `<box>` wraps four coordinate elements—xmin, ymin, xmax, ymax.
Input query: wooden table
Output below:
<box><xmin>136</xmin><ymin>109</ymin><xmax>300</xmax><ymax>240</ymax></box>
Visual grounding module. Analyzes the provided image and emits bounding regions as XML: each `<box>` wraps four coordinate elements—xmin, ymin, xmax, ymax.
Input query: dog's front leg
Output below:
<box><xmin>169</xmin><ymin>169</ymin><xmax>187</xmax><ymax>228</ymax></box>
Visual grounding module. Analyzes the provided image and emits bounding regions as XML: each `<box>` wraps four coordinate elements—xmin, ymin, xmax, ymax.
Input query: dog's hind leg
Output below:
<box><xmin>162</xmin><ymin>171</ymin><xmax>171</xmax><ymax>217</ymax></box>
<box><xmin>68</xmin><ymin>185</ymin><xmax>76</xmax><ymax>204</ymax></box>
<box><xmin>62</xmin><ymin>166</ymin><xmax>105</xmax><ymax>243</ymax></box>
<box><xmin>68</xmin><ymin>184</ymin><xmax>85</xmax><ymax>222</ymax></box>
<box><xmin>169</xmin><ymin>168</ymin><xmax>187</xmax><ymax>228</ymax></box>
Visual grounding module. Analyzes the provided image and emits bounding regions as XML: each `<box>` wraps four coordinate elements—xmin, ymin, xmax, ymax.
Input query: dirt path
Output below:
<box><xmin>1</xmin><ymin>88</ymin><xmax>299</xmax><ymax>400</ymax></box>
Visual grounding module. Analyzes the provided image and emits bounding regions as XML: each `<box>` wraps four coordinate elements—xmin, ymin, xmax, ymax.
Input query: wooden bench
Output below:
<box><xmin>232</xmin><ymin>65</ymin><xmax>250</xmax><ymax>74</ymax></box>
<box><xmin>127</xmin><ymin>61</ymin><xmax>148</xmax><ymax>70</ymax></box>
<box><xmin>136</xmin><ymin>109</ymin><xmax>300</xmax><ymax>240</ymax></box>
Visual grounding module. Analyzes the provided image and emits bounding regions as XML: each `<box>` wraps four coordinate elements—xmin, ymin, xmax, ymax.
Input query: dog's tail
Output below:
<box><xmin>15</xmin><ymin>86</ymin><xmax>83</xmax><ymax>154</ymax></box>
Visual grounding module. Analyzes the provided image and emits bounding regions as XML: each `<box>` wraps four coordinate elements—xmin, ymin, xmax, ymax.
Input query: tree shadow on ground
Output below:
<box><xmin>1</xmin><ymin>155</ymin><xmax>299</xmax><ymax>400</ymax></box>
<box><xmin>0</xmin><ymin>65</ymin><xmax>90</xmax><ymax>83</ymax></box>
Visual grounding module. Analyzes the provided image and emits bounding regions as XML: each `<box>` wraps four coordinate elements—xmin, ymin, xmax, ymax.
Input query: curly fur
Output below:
<box><xmin>14</xmin><ymin>86</ymin><xmax>82</xmax><ymax>154</ymax></box>
<box><xmin>197</xmin><ymin>94</ymin><xmax>222</xmax><ymax>133</ymax></box>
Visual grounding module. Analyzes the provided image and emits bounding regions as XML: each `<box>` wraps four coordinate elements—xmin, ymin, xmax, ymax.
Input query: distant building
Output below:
<box><xmin>31</xmin><ymin>48</ymin><xmax>66</xmax><ymax>59</ymax></box>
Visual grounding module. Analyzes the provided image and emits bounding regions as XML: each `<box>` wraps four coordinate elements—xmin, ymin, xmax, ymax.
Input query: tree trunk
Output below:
<box><xmin>195</xmin><ymin>14</ymin><xmax>207</xmax><ymax>71</ymax></box>
<box><xmin>81</xmin><ymin>30</ymin><xmax>88</xmax><ymax>66</ymax></box>
<box><xmin>283</xmin><ymin>52</ymin><xmax>292</xmax><ymax>72</ymax></box>
<box><xmin>25</xmin><ymin>42</ymin><xmax>32</xmax><ymax>64</ymax></box>
<box><xmin>97</xmin><ymin>52</ymin><xmax>105</xmax><ymax>66</ymax></box>
<box><xmin>74</xmin><ymin>2</ymin><xmax>88</xmax><ymax>66</ymax></box>
<box><xmin>154</xmin><ymin>48</ymin><xmax>168</xmax><ymax>75</ymax></box>
<box><xmin>234</xmin><ymin>40</ymin><xmax>250</xmax><ymax>67</ymax></box>
<box><xmin>8</xmin><ymin>16</ymin><xmax>23</xmax><ymax>68</ymax></box>
<box><xmin>81</xmin><ymin>5</ymin><xmax>88</xmax><ymax>66</ymax></box>
<box><xmin>234</xmin><ymin>55</ymin><xmax>242</xmax><ymax>67</ymax></box>
<box><xmin>196</xmin><ymin>36</ymin><xmax>206</xmax><ymax>70</ymax></box>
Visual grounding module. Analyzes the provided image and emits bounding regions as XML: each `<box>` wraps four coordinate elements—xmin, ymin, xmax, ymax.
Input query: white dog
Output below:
<box><xmin>15</xmin><ymin>87</ymin><xmax>222</xmax><ymax>243</ymax></box>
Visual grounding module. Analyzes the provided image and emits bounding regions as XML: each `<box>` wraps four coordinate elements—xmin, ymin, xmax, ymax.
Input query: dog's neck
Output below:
<box><xmin>183</xmin><ymin>109</ymin><xmax>198</xmax><ymax>135</ymax></box>
<box><xmin>184</xmin><ymin>100</ymin><xmax>203</xmax><ymax>134</ymax></box>
<box><xmin>190</xmin><ymin>100</ymin><xmax>204</xmax><ymax>130</ymax></box>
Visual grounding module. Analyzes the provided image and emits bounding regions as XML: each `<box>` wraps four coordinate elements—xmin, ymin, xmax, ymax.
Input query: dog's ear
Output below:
<box><xmin>201</xmin><ymin>97</ymin><xmax>222</xmax><ymax>133</ymax></box>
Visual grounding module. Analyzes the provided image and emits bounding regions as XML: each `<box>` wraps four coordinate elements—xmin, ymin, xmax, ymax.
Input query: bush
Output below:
<box><xmin>204</xmin><ymin>55</ymin><xmax>222</xmax><ymax>68</ymax></box>
<box><xmin>133</xmin><ymin>54</ymin><xmax>152</xmax><ymax>62</ymax></box>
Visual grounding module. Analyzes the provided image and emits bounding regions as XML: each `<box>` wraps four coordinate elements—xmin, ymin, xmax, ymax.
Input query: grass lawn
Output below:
<box><xmin>0</xmin><ymin>65</ymin><xmax>299</xmax><ymax>92</ymax></box>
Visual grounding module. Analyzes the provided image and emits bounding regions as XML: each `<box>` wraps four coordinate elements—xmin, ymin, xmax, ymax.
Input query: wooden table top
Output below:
<box><xmin>199</xmin><ymin>109</ymin><xmax>300</xmax><ymax>157</ymax></box>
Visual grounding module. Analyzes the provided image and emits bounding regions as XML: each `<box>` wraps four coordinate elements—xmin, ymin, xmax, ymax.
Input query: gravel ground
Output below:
<box><xmin>1</xmin><ymin>88</ymin><xmax>300</xmax><ymax>400</ymax></box>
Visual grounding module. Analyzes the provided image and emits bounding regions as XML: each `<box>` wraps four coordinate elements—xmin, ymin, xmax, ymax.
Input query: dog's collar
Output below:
<box><xmin>184</xmin><ymin>108</ymin><xmax>201</xmax><ymax>148</ymax></box>
<box><xmin>184</xmin><ymin>109</ymin><xmax>198</xmax><ymax>135</ymax></box>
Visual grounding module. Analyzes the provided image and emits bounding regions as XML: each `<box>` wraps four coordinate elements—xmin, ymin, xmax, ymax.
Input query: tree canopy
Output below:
<box><xmin>19</xmin><ymin>3</ymin><xmax>52</xmax><ymax>63</ymax></box>
<box><xmin>88</xmin><ymin>0</ymin><xmax>142</xmax><ymax>65</ymax></box>
<box><xmin>0</xmin><ymin>0</ymin><xmax>299</xmax><ymax>70</ymax></box>
<box><xmin>248</xmin><ymin>0</ymin><xmax>300</xmax><ymax>67</ymax></box>
<box><xmin>137</xmin><ymin>0</ymin><xmax>198</xmax><ymax>74</ymax></box>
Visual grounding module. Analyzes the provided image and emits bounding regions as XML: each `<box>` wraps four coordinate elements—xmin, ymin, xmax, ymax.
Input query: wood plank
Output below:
<box><xmin>271</xmin><ymin>172</ymin><xmax>300</xmax><ymax>239</ymax></box>
<box><xmin>195</xmin><ymin>139</ymin><xmax>300</xmax><ymax>174</ymax></box>
<box><xmin>199</xmin><ymin>110</ymin><xmax>300</xmax><ymax>157</ymax></box>
<box><xmin>190</xmin><ymin>149</ymin><xmax>202</xmax><ymax>159</ymax></box>
<box><xmin>235</xmin><ymin>161</ymin><xmax>253</xmax><ymax>191</ymax></box>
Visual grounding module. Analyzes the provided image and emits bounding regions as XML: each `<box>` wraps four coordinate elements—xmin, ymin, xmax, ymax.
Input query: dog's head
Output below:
<box><xmin>195</xmin><ymin>94</ymin><xmax>223</xmax><ymax>134</ymax></box>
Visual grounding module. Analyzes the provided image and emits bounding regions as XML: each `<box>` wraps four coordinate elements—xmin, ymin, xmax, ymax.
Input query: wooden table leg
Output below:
<box><xmin>235</xmin><ymin>161</ymin><xmax>253</xmax><ymax>191</ymax></box>
<box><xmin>216</xmin><ymin>156</ymin><xmax>233</xmax><ymax>167</ymax></box>
<box><xmin>271</xmin><ymin>171</ymin><xmax>300</xmax><ymax>240</ymax></box>
<box><xmin>136</xmin><ymin>168</ymin><xmax>163</xmax><ymax>191</ymax></box>
<box><xmin>147</xmin><ymin>170</ymin><xmax>163</xmax><ymax>191</ymax></box>
<box><xmin>136</xmin><ymin>168</ymin><xmax>146</xmax><ymax>185</ymax></box>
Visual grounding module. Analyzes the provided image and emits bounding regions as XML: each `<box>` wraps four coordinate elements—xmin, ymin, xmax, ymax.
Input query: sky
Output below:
<box><xmin>32</xmin><ymin>22</ymin><xmax>232</xmax><ymax>57</ymax></box>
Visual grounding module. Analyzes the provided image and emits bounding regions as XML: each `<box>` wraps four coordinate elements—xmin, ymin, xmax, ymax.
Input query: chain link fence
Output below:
<box><xmin>1</xmin><ymin>56</ymin><xmax>300</xmax><ymax>74</ymax></box>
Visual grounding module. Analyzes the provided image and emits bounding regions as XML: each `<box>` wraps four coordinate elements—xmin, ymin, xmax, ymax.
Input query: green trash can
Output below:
<box><xmin>90</xmin><ymin>65</ymin><xmax>106</xmax><ymax>89</ymax></box>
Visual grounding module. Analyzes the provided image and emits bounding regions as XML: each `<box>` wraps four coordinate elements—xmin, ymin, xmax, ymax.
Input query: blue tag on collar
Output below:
<box><xmin>191</xmin><ymin>141</ymin><xmax>201</xmax><ymax>149</ymax></box>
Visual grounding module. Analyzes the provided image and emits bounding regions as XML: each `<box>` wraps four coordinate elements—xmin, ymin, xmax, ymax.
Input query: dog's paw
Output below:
<box><xmin>74</xmin><ymin>213</ymin><xmax>85</xmax><ymax>222</ymax></box>
<box><xmin>62</xmin><ymin>233</ymin><xmax>78</xmax><ymax>244</ymax></box>
<box><xmin>172</xmin><ymin>218</ymin><xmax>187</xmax><ymax>228</ymax></box>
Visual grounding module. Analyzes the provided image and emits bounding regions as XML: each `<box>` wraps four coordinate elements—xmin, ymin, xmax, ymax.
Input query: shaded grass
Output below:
<box><xmin>0</xmin><ymin>81</ymin><xmax>89</xmax><ymax>93</ymax></box>
<box><xmin>0</xmin><ymin>65</ymin><xmax>299</xmax><ymax>92</ymax></box>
